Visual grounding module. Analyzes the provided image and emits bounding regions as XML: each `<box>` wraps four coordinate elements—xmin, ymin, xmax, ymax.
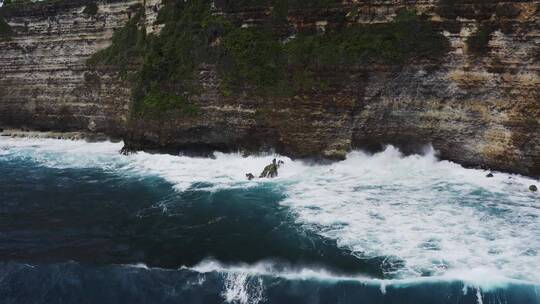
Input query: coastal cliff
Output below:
<box><xmin>0</xmin><ymin>0</ymin><xmax>538</xmax><ymax>176</ymax></box>
<box><xmin>0</xmin><ymin>0</ymin><xmax>145</xmax><ymax>136</ymax></box>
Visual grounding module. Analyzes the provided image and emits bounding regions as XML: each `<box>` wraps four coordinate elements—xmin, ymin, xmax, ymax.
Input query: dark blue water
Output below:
<box><xmin>0</xmin><ymin>157</ymin><xmax>379</xmax><ymax>273</ymax></box>
<box><xmin>0</xmin><ymin>150</ymin><xmax>538</xmax><ymax>303</ymax></box>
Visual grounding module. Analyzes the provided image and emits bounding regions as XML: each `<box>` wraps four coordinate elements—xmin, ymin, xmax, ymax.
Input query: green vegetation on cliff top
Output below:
<box><xmin>0</xmin><ymin>15</ymin><xmax>11</xmax><ymax>39</ymax></box>
<box><xmin>88</xmin><ymin>0</ymin><xmax>449</xmax><ymax>115</ymax></box>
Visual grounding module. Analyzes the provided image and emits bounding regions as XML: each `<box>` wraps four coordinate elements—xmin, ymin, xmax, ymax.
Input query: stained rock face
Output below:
<box><xmin>0</xmin><ymin>0</ymin><xmax>143</xmax><ymax>137</ymax></box>
<box><xmin>0</xmin><ymin>0</ymin><xmax>539</xmax><ymax>177</ymax></box>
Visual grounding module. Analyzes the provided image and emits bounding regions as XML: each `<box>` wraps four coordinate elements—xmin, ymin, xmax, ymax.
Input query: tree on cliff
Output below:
<box><xmin>0</xmin><ymin>12</ymin><xmax>11</xmax><ymax>39</ymax></box>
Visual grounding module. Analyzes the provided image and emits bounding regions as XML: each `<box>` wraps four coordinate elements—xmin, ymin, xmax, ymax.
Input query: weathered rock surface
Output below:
<box><xmin>0</xmin><ymin>0</ymin><xmax>539</xmax><ymax>176</ymax></box>
<box><xmin>0</xmin><ymin>0</ymin><xmax>142</xmax><ymax>137</ymax></box>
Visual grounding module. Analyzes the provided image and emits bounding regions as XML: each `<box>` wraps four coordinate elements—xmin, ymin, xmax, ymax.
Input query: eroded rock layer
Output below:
<box><xmin>0</xmin><ymin>0</ymin><xmax>539</xmax><ymax>176</ymax></box>
<box><xmin>0</xmin><ymin>0</ymin><xmax>142</xmax><ymax>136</ymax></box>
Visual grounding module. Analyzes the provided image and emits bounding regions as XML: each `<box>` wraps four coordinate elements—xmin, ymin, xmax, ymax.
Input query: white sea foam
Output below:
<box><xmin>280</xmin><ymin>147</ymin><xmax>540</xmax><ymax>282</ymax></box>
<box><xmin>222</xmin><ymin>272</ymin><xmax>265</xmax><ymax>304</ymax></box>
<box><xmin>1</xmin><ymin>137</ymin><xmax>539</xmax><ymax>284</ymax></box>
<box><xmin>0</xmin><ymin>137</ymin><xmax>303</xmax><ymax>190</ymax></box>
<box><xmin>123</xmin><ymin>259</ymin><xmax>537</xmax><ymax>304</ymax></box>
<box><xmin>0</xmin><ymin>137</ymin><xmax>127</xmax><ymax>170</ymax></box>
<box><xmin>186</xmin><ymin>259</ymin><xmax>538</xmax><ymax>290</ymax></box>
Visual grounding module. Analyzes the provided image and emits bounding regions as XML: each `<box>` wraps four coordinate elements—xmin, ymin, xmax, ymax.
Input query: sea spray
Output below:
<box><xmin>280</xmin><ymin>147</ymin><xmax>539</xmax><ymax>281</ymax></box>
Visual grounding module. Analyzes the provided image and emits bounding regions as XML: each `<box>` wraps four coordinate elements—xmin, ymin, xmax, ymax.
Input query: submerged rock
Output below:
<box><xmin>529</xmin><ymin>185</ymin><xmax>538</xmax><ymax>192</ymax></box>
<box><xmin>246</xmin><ymin>173</ymin><xmax>255</xmax><ymax>180</ymax></box>
<box><xmin>486</xmin><ymin>173</ymin><xmax>494</xmax><ymax>178</ymax></box>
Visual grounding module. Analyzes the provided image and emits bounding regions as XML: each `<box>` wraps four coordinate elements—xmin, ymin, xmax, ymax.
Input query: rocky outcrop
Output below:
<box><xmin>0</xmin><ymin>0</ymin><xmax>539</xmax><ymax>176</ymax></box>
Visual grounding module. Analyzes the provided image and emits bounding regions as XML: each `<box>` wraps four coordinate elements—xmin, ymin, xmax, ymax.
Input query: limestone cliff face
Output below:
<box><xmin>0</xmin><ymin>0</ymin><xmax>143</xmax><ymax>136</ymax></box>
<box><xmin>0</xmin><ymin>0</ymin><xmax>539</xmax><ymax>176</ymax></box>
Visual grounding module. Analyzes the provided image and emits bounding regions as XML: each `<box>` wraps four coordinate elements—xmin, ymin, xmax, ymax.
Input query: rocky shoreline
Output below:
<box><xmin>0</xmin><ymin>129</ymin><xmax>115</xmax><ymax>142</ymax></box>
<box><xmin>1</xmin><ymin>129</ymin><xmax>538</xmax><ymax>183</ymax></box>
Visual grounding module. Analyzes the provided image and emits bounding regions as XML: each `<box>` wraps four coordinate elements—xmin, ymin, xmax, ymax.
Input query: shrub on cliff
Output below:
<box><xmin>83</xmin><ymin>2</ymin><xmax>98</xmax><ymax>15</ymax></box>
<box><xmin>467</xmin><ymin>24</ymin><xmax>494</xmax><ymax>55</ymax></box>
<box><xmin>436</xmin><ymin>0</ymin><xmax>497</xmax><ymax>20</ymax></box>
<box><xmin>87</xmin><ymin>8</ymin><xmax>145</xmax><ymax>73</ymax></box>
<box><xmin>0</xmin><ymin>16</ymin><xmax>11</xmax><ymax>39</ymax></box>
<box><xmin>221</xmin><ymin>26</ymin><xmax>290</xmax><ymax>95</ymax></box>
<box><xmin>134</xmin><ymin>87</ymin><xmax>200</xmax><ymax>117</ymax></box>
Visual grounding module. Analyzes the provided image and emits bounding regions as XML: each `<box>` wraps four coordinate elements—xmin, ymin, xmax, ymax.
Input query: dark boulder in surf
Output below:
<box><xmin>260</xmin><ymin>159</ymin><xmax>278</xmax><ymax>178</ymax></box>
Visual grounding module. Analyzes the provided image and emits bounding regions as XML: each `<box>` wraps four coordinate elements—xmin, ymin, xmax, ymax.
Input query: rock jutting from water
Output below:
<box><xmin>260</xmin><ymin>159</ymin><xmax>279</xmax><ymax>178</ymax></box>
